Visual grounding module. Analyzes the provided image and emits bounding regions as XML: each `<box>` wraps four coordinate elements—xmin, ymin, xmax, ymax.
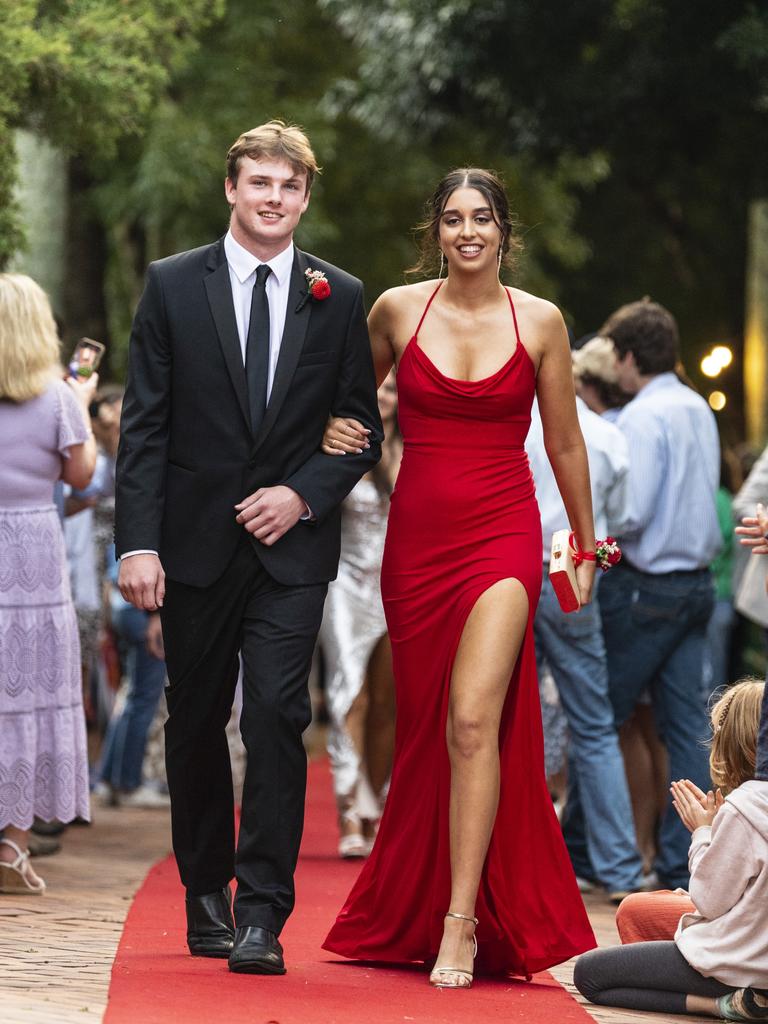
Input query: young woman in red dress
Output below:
<box><xmin>321</xmin><ymin>169</ymin><xmax>597</xmax><ymax>988</ymax></box>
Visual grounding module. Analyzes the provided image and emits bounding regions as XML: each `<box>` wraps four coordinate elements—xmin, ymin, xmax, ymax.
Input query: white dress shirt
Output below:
<box><xmin>223</xmin><ymin>230</ymin><xmax>294</xmax><ymax>400</ymax></box>
<box><xmin>616</xmin><ymin>372</ymin><xmax>721</xmax><ymax>573</ymax></box>
<box><xmin>122</xmin><ymin>232</ymin><xmax>300</xmax><ymax>559</ymax></box>
<box><xmin>527</xmin><ymin>396</ymin><xmax>630</xmax><ymax>559</ymax></box>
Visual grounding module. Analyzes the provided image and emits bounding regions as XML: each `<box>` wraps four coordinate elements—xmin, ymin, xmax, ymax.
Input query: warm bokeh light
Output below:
<box><xmin>708</xmin><ymin>390</ymin><xmax>727</xmax><ymax>411</ymax></box>
<box><xmin>711</xmin><ymin>345</ymin><xmax>733</xmax><ymax>368</ymax></box>
<box><xmin>700</xmin><ymin>345</ymin><xmax>734</xmax><ymax>378</ymax></box>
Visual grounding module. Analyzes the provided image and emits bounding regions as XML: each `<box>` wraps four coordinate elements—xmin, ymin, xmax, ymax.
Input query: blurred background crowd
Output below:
<box><xmin>2</xmin><ymin>0</ymin><xmax>768</xmax><ymax>898</ymax></box>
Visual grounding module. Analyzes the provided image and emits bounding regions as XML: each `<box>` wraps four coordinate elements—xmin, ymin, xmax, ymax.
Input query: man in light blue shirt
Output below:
<box><xmin>595</xmin><ymin>299</ymin><xmax>720</xmax><ymax>890</ymax></box>
<box><xmin>528</xmin><ymin>396</ymin><xmax>645</xmax><ymax>899</ymax></box>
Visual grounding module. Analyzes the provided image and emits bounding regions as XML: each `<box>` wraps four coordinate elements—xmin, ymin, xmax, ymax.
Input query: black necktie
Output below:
<box><xmin>245</xmin><ymin>264</ymin><xmax>272</xmax><ymax>434</ymax></box>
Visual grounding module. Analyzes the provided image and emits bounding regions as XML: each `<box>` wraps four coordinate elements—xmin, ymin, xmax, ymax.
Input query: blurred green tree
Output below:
<box><xmin>86</xmin><ymin>0</ymin><xmax>596</xmax><ymax>375</ymax></box>
<box><xmin>320</xmin><ymin>0</ymin><xmax>768</xmax><ymax>376</ymax></box>
<box><xmin>0</xmin><ymin>0</ymin><xmax>225</xmax><ymax>267</ymax></box>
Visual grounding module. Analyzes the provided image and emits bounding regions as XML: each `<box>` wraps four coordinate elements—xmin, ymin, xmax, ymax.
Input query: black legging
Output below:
<box><xmin>757</xmin><ymin>673</ymin><xmax>768</xmax><ymax>782</ymax></box>
<box><xmin>573</xmin><ymin>941</ymin><xmax>734</xmax><ymax>1015</ymax></box>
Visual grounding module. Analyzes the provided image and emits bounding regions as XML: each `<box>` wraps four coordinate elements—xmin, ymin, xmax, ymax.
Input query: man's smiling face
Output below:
<box><xmin>225</xmin><ymin>156</ymin><xmax>310</xmax><ymax>258</ymax></box>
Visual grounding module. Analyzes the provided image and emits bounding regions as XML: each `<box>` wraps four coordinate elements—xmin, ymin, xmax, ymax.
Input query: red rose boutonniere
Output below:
<box><xmin>305</xmin><ymin>267</ymin><xmax>331</xmax><ymax>301</ymax></box>
<box><xmin>296</xmin><ymin>267</ymin><xmax>331</xmax><ymax>312</ymax></box>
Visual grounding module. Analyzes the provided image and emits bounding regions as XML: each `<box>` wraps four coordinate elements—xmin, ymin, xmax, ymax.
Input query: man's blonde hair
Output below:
<box><xmin>709</xmin><ymin>678</ymin><xmax>765</xmax><ymax>793</ymax></box>
<box><xmin>572</xmin><ymin>336</ymin><xmax>619</xmax><ymax>384</ymax></box>
<box><xmin>0</xmin><ymin>274</ymin><xmax>61</xmax><ymax>402</ymax></box>
<box><xmin>226</xmin><ymin>120</ymin><xmax>319</xmax><ymax>193</ymax></box>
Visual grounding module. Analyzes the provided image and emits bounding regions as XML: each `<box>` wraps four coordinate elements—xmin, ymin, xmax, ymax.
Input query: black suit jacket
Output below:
<box><xmin>115</xmin><ymin>238</ymin><xmax>383</xmax><ymax>587</ymax></box>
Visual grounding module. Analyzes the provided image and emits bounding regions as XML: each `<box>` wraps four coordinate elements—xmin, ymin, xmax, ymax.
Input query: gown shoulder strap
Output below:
<box><xmin>412</xmin><ymin>282</ymin><xmax>444</xmax><ymax>340</ymax></box>
<box><xmin>504</xmin><ymin>287</ymin><xmax>522</xmax><ymax>347</ymax></box>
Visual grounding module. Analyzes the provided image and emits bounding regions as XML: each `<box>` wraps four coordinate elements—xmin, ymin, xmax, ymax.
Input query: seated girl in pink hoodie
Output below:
<box><xmin>574</xmin><ymin>678</ymin><xmax>768</xmax><ymax>1021</ymax></box>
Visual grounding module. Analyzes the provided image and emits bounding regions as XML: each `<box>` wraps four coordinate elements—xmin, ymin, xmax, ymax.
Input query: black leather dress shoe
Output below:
<box><xmin>186</xmin><ymin>887</ymin><xmax>235</xmax><ymax>958</ymax></box>
<box><xmin>228</xmin><ymin>926</ymin><xmax>286</xmax><ymax>975</ymax></box>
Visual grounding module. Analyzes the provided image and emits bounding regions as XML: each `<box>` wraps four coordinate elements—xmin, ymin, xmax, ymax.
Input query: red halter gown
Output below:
<box><xmin>323</xmin><ymin>284</ymin><xmax>595</xmax><ymax>976</ymax></box>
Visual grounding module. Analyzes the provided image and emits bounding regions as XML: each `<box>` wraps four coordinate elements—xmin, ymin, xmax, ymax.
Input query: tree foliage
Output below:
<box><xmin>86</xmin><ymin>0</ymin><xmax>596</xmax><ymax>374</ymax></box>
<box><xmin>0</xmin><ymin>0</ymin><xmax>224</xmax><ymax>265</ymax></box>
<box><xmin>320</xmin><ymin>0</ymin><xmax>768</xmax><ymax>372</ymax></box>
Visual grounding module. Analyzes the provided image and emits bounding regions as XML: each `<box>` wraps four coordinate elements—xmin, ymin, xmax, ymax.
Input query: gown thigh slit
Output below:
<box><xmin>323</xmin><ymin>284</ymin><xmax>595</xmax><ymax>977</ymax></box>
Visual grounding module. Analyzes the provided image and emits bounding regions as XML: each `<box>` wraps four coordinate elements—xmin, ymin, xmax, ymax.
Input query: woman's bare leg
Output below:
<box><xmin>364</xmin><ymin>633</ymin><xmax>396</xmax><ymax>799</ymax></box>
<box><xmin>339</xmin><ymin>683</ymin><xmax>369</xmax><ymax>839</ymax></box>
<box><xmin>430</xmin><ymin>579</ymin><xmax>529</xmax><ymax>986</ymax></box>
<box><xmin>619</xmin><ymin>713</ymin><xmax>657</xmax><ymax>874</ymax></box>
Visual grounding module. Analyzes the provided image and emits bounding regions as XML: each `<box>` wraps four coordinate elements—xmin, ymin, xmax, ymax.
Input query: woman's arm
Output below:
<box><xmin>536</xmin><ymin>304</ymin><xmax>596</xmax><ymax>602</ymax></box>
<box><xmin>61</xmin><ymin>375</ymin><xmax>98</xmax><ymax>490</ymax></box>
<box><xmin>322</xmin><ymin>292</ymin><xmax>397</xmax><ymax>455</ymax></box>
<box><xmin>369</xmin><ymin>293</ymin><xmax>397</xmax><ymax>387</ymax></box>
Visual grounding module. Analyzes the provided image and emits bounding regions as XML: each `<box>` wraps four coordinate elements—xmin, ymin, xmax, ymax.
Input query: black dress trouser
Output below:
<box><xmin>160</xmin><ymin>535</ymin><xmax>327</xmax><ymax>934</ymax></box>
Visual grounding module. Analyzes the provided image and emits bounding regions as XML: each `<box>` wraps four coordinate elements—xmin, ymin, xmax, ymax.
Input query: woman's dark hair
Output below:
<box><xmin>408</xmin><ymin>168</ymin><xmax>523</xmax><ymax>278</ymax></box>
<box><xmin>600</xmin><ymin>298</ymin><xmax>680</xmax><ymax>376</ymax></box>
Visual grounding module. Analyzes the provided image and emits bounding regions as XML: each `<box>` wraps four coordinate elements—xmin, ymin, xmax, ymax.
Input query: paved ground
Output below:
<box><xmin>0</xmin><ymin>800</ymin><xmax>711</xmax><ymax>1024</ymax></box>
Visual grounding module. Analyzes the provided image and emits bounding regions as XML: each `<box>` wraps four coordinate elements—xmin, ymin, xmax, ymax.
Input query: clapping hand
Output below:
<box><xmin>670</xmin><ymin>778</ymin><xmax>724</xmax><ymax>833</ymax></box>
<box><xmin>735</xmin><ymin>502</ymin><xmax>768</xmax><ymax>557</ymax></box>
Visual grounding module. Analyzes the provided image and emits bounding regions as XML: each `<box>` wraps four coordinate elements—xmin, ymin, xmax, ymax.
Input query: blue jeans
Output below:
<box><xmin>98</xmin><ymin>598</ymin><xmax>167</xmax><ymax>791</ymax></box>
<box><xmin>595</xmin><ymin>561</ymin><xmax>714</xmax><ymax>888</ymax></box>
<box><xmin>534</xmin><ymin>576</ymin><xmax>643</xmax><ymax>890</ymax></box>
<box><xmin>758</xmin><ymin>670</ymin><xmax>768</xmax><ymax>782</ymax></box>
<box><xmin>702</xmin><ymin>598</ymin><xmax>735</xmax><ymax>700</ymax></box>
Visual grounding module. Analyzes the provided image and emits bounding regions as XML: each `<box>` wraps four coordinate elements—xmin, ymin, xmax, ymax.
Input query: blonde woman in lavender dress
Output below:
<box><xmin>319</xmin><ymin>372</ymin><xmax>401</xmax><ymax>857</ymax></box>
<box><xmin>0</xmin><ymin>275</ymin><xmax>97</xmax><ymax>893</ymax></box>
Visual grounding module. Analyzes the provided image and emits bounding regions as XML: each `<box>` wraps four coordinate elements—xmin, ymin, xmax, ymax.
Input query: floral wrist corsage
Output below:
<box><xmin>569</xmin><ymin>533</ymin><xmax>622</xmax><ymax>572</ymax></box>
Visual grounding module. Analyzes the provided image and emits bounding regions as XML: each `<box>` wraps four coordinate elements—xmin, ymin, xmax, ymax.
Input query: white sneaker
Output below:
<box><xmin>119</xmin><ymin>786</ymin><xmax>171</xmax><ymax>809</ymax></box>
<box><xmin>93</xmin><ymin>782</ymin><xmax>118</xmax><ymax>807</ymax></box>
<box><xmin>575</xmin><ymin>875</ymin><xmax>597</xmax><ymax>893</ymax></box>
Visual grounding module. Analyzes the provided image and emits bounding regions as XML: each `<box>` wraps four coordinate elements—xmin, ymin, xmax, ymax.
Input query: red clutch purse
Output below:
<box><xmin>549</xmin><ymin>529</ymin><xmax>581</xmax><ymax>613</ymax></box>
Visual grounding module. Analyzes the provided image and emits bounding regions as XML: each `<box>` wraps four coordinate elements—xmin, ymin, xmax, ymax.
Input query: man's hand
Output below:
<box><xmin>235</xmin><ymin>485</ymin><xmax>306</xmax><ymax>546</ymax></box>
<box><xmin>118</xmin><ymin>554</ymin><xmax>166</xmax><ymax>611</ymax></box>
<box><xmin>145</xmin><ymin>612</ymin><xmax>164</xmax><ymax>660</ymax></box>
<box><xmin>735</xmin><ymin>503</ymin><xmax>768</xmax><ymax>556</ymax></box>
<box><xmin>670</xmin><ymin>778</ymin><xmax>722</xmax><ymax>833</ymax></box>
<box><xmin>321</xmin><ymin>416</ymin><xmax>370</xmax><ymax>455</ymax></box>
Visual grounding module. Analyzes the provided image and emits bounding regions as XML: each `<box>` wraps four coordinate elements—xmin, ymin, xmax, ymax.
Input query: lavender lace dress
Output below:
<box><xmin>0</xmin><ymin>380</ymin><xmax>91</xmax><ymax>828</ymax></box>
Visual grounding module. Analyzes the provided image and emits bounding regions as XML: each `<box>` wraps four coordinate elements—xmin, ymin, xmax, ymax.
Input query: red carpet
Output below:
<box><xmin>105</xmin><ymin>761</ymin><xmax>593</xmax><ymax>1023</ymax></box>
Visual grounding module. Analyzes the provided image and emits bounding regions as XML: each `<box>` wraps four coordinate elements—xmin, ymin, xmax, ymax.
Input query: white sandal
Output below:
<box><xmin>429</xmin><ymin>912</ymin><xmax>478</xmax><ymax>989</ymax></box>
<box><xmin>337</xmin><ymin>810</ymin><xmax>368</xmax><ymax>859</ymax></box>
<box><xmin>0</xmin><ymin>838</ymin><xmax>46</xmax><ymax>894</ymax></box>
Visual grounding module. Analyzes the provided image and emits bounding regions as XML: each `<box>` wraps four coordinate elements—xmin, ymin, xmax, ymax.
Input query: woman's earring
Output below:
<box><xmin>439</xmin><ymin>251</ymin><xmax>445</xmax><ymax>279</ymax></box>
<box><xmin>497</xmin><ymin>246</ymin><xmax>503</xmax><ymax>275</ymax></box>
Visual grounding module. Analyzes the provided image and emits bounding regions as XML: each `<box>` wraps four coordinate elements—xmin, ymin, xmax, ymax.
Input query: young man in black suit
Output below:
<box><xmin>115</xmin><ymin>121</ymin><xmax>382</xmax><ymax>975</ymax></box>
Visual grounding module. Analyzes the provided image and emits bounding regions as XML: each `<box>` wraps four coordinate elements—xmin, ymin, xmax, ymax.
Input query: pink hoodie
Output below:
<box><xmin>675</xmin><ymin>780</ymin><xmax>768</xmax><ymax>987</ymax></box>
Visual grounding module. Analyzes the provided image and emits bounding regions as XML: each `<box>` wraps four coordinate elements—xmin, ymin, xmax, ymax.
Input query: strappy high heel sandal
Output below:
<box><xmin>0</xmin><ymin>838</ymin><xmax>46</xmax><ymax>894</ymax></box>
<box><xmin>429</xmin><ymin>911</ymin><xmax>478</xmax><ymax>989</ymax></box>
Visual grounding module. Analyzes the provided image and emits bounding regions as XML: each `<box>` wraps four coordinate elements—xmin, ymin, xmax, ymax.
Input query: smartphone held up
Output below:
<box><xmin>68</xmin><ymin>338</ymin><xmax>105</xmax><ymax>380</ymax></box>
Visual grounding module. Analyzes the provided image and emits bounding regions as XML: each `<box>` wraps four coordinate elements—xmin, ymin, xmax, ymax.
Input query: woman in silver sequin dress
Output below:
<box><xmin>319</xmin><ymin>372</ymin><xmax>401</xmax><ymax>857</ymax></box>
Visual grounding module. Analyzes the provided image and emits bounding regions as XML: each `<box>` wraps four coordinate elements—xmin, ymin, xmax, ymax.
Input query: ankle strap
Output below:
<box><xmin>0</xmin><ymin>837</ymin><xmax>25</xmax><ymax>861</ymax></box>
<box><xmin>445</xmin><ymin>911</ymin><xmax>478</xmax><ymax>926</ymax></box>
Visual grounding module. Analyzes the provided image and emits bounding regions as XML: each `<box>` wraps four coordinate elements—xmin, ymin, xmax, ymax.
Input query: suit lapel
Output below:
<box><xmin>203</xmin><ymin>240</ymin><xmax>251</xmax><ymax>432</ymax></box>
<box><xmin>251</xmin><ymin>248</ymin><xmax>311</xmax><ymax>453</ymax></box>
